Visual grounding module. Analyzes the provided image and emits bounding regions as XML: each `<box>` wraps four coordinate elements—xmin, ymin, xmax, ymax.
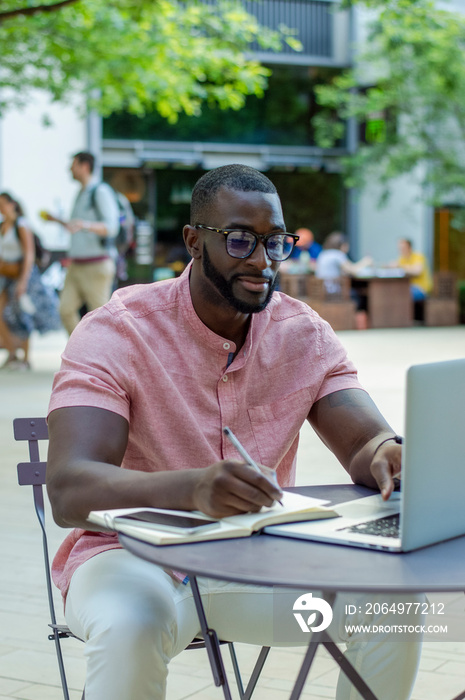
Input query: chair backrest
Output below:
<box><xmin>433</xmin><ymin>271</ymin><xmax>458</xmax><ymax>299</ymax></box>
<box><xmin>14</xmin><ymin>418</ymin><xmax>57</xmax><ymax>619</ymax></box>
<box><xmin>307</xmin><ymin>276</ymin><xmax>351</xmax><ymax>301</ymax></box>
<box><xmin>15</xmin><ymin>417</ymin><xmax>48</xmax><ymax>485</ymax></box>
<box><xmin>14</xmin><ymin>417</ymin><xmax>81</xmax><ymax>700</ymax></box>
<box><xmin>279</xmin><ymin>272</ymin><xmax>309</xmax><ymax>299</ymax></box>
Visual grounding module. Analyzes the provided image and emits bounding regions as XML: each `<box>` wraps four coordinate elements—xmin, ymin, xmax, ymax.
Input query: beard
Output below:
<box><xmin>202</xmin><ymin>243</ymin><xmax>277</xmax><ymax>314</ymax></box>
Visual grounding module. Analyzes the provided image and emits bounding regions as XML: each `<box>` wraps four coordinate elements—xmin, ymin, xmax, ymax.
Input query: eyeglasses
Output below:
<box><xmin>195</xmin><ymin>224</ymin><xmax>299</xmax><ymax>262</ymax></box>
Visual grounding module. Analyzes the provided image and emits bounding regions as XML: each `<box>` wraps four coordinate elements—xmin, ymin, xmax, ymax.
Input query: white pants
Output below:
<box><xmin>65</xmin><ymin>549</ymin><xmax>424</xmax><ymax>700</ymax></box>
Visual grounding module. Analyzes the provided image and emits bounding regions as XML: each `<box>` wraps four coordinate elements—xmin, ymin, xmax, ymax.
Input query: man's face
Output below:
<box><xmin>70</xmin><ymin>158</ymin><xmax>88</xmax><ymax>183</ymax></box>
<box><xmin>198</xmin><ymin>188</ymin><xmax>285</xmax><ymax>314</ymax></box>
<box><xmin>70</xmin><ymin>158</ymin><xmax>79</xmax><ymax>181</ymax></box>
<box><xmin>398</xmin><ymin>239</ymin><xmax>411</xmax><ymax>257</ymax></box>
<box><xmin>0</xmin><ymin>196</ymin><xmax>14</xmax><ymax>218</ymax></box>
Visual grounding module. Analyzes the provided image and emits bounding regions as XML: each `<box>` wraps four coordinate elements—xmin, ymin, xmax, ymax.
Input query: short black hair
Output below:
<box><xmin>190</xmin><ymin>164</ymin><xmax>277</xmax><ymax>225</ymax></box>
<box><xmin>72</xmin><ymin>151</ymin><xmax>95</xmax><ymax>173</ymax></box>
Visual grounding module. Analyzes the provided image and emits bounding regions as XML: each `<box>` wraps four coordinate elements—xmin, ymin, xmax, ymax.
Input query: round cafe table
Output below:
<box><xmin>119</xmin><ymin>485</ymin><xmax>465</xmax><ymax>700</ymax></box>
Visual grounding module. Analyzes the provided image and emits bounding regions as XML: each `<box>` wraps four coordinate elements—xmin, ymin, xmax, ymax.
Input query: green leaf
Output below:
<box><xmin>313</xmin><ymin>0</ymin><xmax>465</xmax><ymax>207</ymax></box>
<box><xmin>0</xmin><ymin>0</ymin><xmax>299</xmax><ymax>120</ymax></box>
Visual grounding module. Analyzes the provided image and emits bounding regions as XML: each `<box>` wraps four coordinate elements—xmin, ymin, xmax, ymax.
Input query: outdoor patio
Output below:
<box><xmin>1</xmin><ymin>325</ymin><xmax>464</xmax><ymax>699</ymax></box>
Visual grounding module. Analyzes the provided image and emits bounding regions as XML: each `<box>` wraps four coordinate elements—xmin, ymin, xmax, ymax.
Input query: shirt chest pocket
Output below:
<box><xmin>247</xmin><ymin>386</ymin><xmax>315</xmax><ymax>468</ymax></box>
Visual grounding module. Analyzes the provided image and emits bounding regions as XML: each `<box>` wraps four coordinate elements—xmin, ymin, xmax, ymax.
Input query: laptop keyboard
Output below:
<box><xmin>337</xmin><ymin>513</ymin><xmax>400</xmax><ymax>538</ymax></box>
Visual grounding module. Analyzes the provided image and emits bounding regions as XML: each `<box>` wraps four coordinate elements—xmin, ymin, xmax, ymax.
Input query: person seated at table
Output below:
<box><xmin>281</xmin><ymin>227</ymin><xmax>322</xmax><ymax>273</ymax></box>
<box><xmin>316</xmin><ymin>231</ymin><xmax>373</xmax><ymax>329</ymax></box>
<box><xmin>296</xmin><ymin>226</ymin><xmax>322</xmax><ymax>260</ymax></box>
<box><xmin>46</xmin><ymin>164</ymin><xmax>423</xmax><ymax>700</ymax></box>
<box><xmin>316</xmin><ymin>231</ymin><xmax>373</xmax><ymax>294</ymax></box>
<box><xmin>395</xmin><ymin>238</ymin><xmax>432</xmax><ymax>302</ymax></box>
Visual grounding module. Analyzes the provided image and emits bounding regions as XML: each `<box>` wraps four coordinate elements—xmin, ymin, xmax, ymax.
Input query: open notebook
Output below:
<box><xmin>87</xmin><ymin>491</ymin><xmax>338</xmax><ymax>546</ymax></box>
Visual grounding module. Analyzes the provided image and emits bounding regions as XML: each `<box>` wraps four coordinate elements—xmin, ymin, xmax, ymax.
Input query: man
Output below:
<box><xmin>280</xmin><ymin>226</ymin><xmax>322</xmax><ymax>273</ymax></box>
<box><xmin>45</xmin><ymin>151</ymin><xmax>120</xmax><ymax>334</ymax></box>
<box><xmin>396</xmin><ymin>238</ymin><xmax>432</xmax><ymax>301</ymax></box>
<box><xmin>46</xmin><ymin>165</ymin><xmax>422</xmax><ymax>700</ymax></box>
<box><xmin>294</xmin><ymin>227</ymin><xmax>322</xmax><ymax>260</ymax></box>
<box><xmin>316</xmin><ymin>232</ymin><xmax>373</xmax><ymax>287</ymax></box>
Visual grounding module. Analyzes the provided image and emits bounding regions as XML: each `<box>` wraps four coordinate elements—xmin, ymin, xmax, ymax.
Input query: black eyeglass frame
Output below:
<box><xmin>194</xmin><ymin>224</ymin><xmax>300</xmax><ymax>262</ymax></box>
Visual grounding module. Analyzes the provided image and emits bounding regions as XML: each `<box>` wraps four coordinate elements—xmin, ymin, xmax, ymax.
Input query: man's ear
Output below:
<box><xmin>183</xmin><ymin>225</ymin><xmax>202</xmax><ymax>259</ymax></box>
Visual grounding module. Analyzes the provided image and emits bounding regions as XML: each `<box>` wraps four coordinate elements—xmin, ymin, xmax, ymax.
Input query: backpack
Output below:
<box><xmin>90</xmin><ymin>184</ymin><xmax>135</xmax><ymax>255</ymax></box>
<box><xmin>14</xmin><ymin>222</ymin><xmax>50</xmax><ymax>270</ymax></box>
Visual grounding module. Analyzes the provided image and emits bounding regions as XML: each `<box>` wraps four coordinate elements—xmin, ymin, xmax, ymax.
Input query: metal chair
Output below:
<box><xmin>424</xmin><ymin>271</ymin><xmax>460</xmax><ymax>326</ymax></box>
<box><xmin>14</xmin><ymin>416</ymin><xmax>270</xmax><ymax>700</ymax></box>
<box><xmin>303</xmin><ymin>277</ymin><xmax>357</xmax><ymax>331</ymax></box>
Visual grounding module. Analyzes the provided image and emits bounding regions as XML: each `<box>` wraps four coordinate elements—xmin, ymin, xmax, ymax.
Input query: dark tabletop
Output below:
<box><xmin>119</xmin><ymin>485</ymin><xmax>465</xmax><ymax>594</ymax></box>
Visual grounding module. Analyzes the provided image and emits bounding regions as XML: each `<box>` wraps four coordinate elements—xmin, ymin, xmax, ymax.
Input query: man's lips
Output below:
<box><xmin>236</xmin><ymin>276</ymin><xmax>272</xmax><ymax>293</ymax></box>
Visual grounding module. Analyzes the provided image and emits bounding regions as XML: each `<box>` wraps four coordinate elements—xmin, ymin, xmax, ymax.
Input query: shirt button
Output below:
<box><xmin>223</xmin><ymin>342</ymin><xmax>231</xmax><ymax>350</ymax></box>
<box><xmin>222</xmin><ymin>375</ymin><xmax>228</xmax><ymax>382</ymax></box>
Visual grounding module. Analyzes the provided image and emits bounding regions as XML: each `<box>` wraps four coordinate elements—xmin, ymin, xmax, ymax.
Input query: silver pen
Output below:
<box><xmin>223</xmin><ymin>426</ymin><xmax>283</xmax><ymax>506</ymax></box>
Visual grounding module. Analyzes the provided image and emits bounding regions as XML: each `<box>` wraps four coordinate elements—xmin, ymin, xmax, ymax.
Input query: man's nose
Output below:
<box><xmin>247</xmin><ymin>239</ymin><xmax>272</xmax><ymax>269</ymax></box>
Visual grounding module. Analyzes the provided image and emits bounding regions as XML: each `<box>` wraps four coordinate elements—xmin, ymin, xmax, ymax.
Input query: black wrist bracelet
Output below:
<box><xmin>373</xmin><ymin>434</ymin><xmax>403</xmax><ymax>458</ymax></box>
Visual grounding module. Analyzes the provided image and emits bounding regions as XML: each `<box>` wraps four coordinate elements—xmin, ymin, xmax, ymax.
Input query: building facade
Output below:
<box><xmin>0</xmin><ymin>0</ymin><xmax>438</xmax><ymax>279</ymax></box>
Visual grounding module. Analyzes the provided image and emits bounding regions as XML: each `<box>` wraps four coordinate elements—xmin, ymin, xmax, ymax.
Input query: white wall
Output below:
<box><xmin>437</xmin><ymin>0</ymin><xmax>465</xmax><ymax>13</ymax></box>
<box><xmin>0</xmin><ymin>91</ymin><xmax>87</xmax><ymax>250</ymax></box>
<box><xmin>353</xmin><ymin>6</ymin><xmax>432</xmax><ymax>263</ymax></box>
<box><xmin>358</xmin><ymin>171</ymin><xmax>433</xmax><ymax>264</ymax></box>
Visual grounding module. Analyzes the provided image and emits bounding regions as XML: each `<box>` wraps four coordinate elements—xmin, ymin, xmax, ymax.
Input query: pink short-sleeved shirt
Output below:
<box><xmin>49</xmin><ymin>263</ymin><xmax>362</xmax><ymax>599</ymax></box>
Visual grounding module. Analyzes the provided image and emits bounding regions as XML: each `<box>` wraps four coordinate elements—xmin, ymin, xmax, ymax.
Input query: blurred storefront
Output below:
<box><xmin>99</xmin><ymin>0</ymin><xmax>352</xmax><ymax>282</ymax></box>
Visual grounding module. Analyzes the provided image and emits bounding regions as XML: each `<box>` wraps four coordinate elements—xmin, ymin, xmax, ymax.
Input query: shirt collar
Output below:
<box><xmin>177</xmin><ymin>260</ymin><xmax>262</xmax><ymax>365</ymax></box>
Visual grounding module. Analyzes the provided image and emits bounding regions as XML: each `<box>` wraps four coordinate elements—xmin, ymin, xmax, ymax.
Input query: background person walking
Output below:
<box><xmin>42</xmin><ymin>151</ymin><xmax>119</xmax><ymax>334</ymax></box>
<box><xmin>0</xmin><ymin>192</ymin><xmax>60</xmax><ymax>370</ymax></box>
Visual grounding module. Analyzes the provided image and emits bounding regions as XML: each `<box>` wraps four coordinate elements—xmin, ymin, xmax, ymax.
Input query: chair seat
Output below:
<box><xmin>48</xmin><ymin>623</ymin><xmax>83</xmax><ymax>642</ymax></box>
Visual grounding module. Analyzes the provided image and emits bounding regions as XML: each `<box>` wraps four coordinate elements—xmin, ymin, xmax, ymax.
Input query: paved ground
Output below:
<box><xmin>1</xmin><ymin>325</ymin><xmax>465</xmax><ymax>699</ymax></box>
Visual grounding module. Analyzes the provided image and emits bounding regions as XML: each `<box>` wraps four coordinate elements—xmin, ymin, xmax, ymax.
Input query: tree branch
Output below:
<box><xmin>0</xmin><ymin>0</ymin><xmax>80</xmax><ymax>22</ymax></box>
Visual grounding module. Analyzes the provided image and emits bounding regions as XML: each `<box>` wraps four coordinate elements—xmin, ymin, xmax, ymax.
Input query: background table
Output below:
<box><xmin>352</xmin><ymin>276</ymin><xmax>413</xmax><ymax>328</ymax></box>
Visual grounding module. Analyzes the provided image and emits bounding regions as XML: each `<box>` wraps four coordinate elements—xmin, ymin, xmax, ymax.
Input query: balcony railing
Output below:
<box><xmin>246</xmin><ymin>0</ymin><xmax>332</xmax><ymax>57</ymax></box>
<box><xmin>201</xmin><ymin>0</ymin><xmax>348</xmax><ymax>65</ymax></box>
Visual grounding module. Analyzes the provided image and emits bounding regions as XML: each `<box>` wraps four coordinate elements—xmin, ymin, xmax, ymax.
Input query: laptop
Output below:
<box><xmin>265</xmin><ymin>358</ymin><xmax>465</xmax><ymax>552</ymax></box>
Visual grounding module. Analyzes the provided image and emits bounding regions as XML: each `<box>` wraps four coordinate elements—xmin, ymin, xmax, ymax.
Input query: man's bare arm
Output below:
<box><xmin>41</xmin><ymin>211</ymin><xmax>110</xmax><ymax>236</ymax></box>
<box><xmin>308</xmin><ymin>388</ymin><xmax>402</xmax><ymax>500</ymax></box>
<box><xmin>46</xmin><ymin>406</ymin><xmax>282</xmax><ymax>530</ymax></box>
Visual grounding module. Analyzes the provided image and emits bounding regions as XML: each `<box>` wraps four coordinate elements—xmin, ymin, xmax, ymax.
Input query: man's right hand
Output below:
<box><xmin>40</xmin><ymin>210</ymin><xmax>68</xmax><ymax>227</ymax></box>
<box><xmin>39</xmin><ymin>210</ymin><xmax>54</xmax><ymax>221</ymax></box>
<box><xmin>192</xmin><ymin>460</ymin><xmax>283</xmax><ymax>519</ymax></box>
<box><xmin>47</xmin><ymin>407</ymin><xmax>284</xmax><ymax>530</ymax></box>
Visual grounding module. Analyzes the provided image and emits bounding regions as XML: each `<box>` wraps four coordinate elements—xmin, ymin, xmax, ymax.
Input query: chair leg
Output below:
<box><xmin>228</xmin><ymin>643</ymin><xmax>245</xmax><ymax>697</ymax></box>
<box><xmin>451</xmin><ymin>692</ymin><xmax>465</xmax><ymax>700</ymax></box>
<box><xmin>322</xmin><ymin>638</ymin><xmax>378</xmax><ymax>700</ymax></box>
<box><xmin>50</xmin><ymin>631</ymin><xmax>71</xmax><ymax>700</ymax></box>
<box><xmin>228</xmin><ymin>643</ymin><xmax>270</xmax><ymax>700</ymax></box>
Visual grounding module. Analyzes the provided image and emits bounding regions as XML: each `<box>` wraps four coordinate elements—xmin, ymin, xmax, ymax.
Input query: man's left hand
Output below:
<box><xmin>66</xmin><ymin>219</ymin><xmax>84</xmax><ymax>234</ymax></box>
<box><xmin>371</xmin><ymin>441</ymin><xmax>402</xmax><ymax>501</ymax></box>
